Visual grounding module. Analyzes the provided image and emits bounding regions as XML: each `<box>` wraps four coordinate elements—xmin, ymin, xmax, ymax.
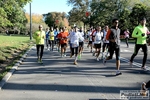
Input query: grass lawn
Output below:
<box><xmin>0</xmin><ymin>35</ymin><xmax>34</xmax><ymax>80</ymax></box>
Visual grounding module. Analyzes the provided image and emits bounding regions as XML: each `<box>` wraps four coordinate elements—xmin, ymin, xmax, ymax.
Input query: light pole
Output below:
<box><xmin>30</xmin><ymin>3</ymin><xmax>32</xmax><ymax>40</ymax></box>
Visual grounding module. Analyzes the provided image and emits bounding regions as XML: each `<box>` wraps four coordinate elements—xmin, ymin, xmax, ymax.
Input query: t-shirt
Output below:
<box><xmin>88</xmin><ymin>31</ymin><xmax>92</xmax><ymax>41</ymax></box>
<box><xmin>124</xmin><ymin>31</ymin><xmax>129</xmax><ymax>38</ymax></box>
<box><xmin>79</xmin><ymin>31</ymin><xmax>84</xmax><ymax>42</ymax></box>
<box><xmin>33</xmin><ymin>30</ymin><xmax>45</xmax><ymax>45</ymax></box>
<box><xmin>93</xmin><ymin>31</ymin><xmax>103</xmax><ymax>44</ymax></box>
<box><xmin>45</xmin><ymin>31</ymin><xmax>49</xmax><ymax>39</ymax></box>
<box><xmin>49</xmin><ymin>31</ymin><xmax>54</xmax><ymax>40</ymax></box>
<box><xmin>103</xmin><ymin>30</ymin><xmax>109</xmax><ymax>43</ymax></box>
<box><xmin>57</xmin><ymin>31</ymin><xmax>69</xmax><ymax>44</ymax></box>
<box><xmin>107</xmin><ymin>27</ymin><xmax>120</xmax><ymax>45</ymax></box>
<box><xmin>91</xmin><ymin>30</ymin><xmax>96</xmax><ymax>42</ymax></box>
<box><xmin>54</xmin><ymin>30</ymin><xmax>59</xmax><ymax>39</ymax></box>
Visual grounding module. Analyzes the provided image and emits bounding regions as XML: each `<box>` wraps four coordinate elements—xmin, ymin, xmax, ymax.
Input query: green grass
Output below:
<box><xmin>0</xmin><ymin>35</ymin><xmax>34</xmax><ymax>80</ymax></box>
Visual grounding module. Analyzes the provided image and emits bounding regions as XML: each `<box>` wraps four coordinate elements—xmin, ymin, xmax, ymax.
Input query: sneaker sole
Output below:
<box><xmin>116</xmin><ymin>73</ymin><xmax>122</xmax><ymax>76</ymax></box>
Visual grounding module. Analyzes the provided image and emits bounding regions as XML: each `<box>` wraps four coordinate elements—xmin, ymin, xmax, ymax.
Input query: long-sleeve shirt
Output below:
<box><xmin>132</xmin><ymin>25</ymin><xmax>148</xmax><ymax>44</ymax></box>
<box><xmin>68</xmin><ymin>31</ymin><xmax>84</xmax><ymax>47</ymax></box>
<box><xmin>33</xmin><ymin>30</ymin><xmax>45</xmax><ymax>45</ymax></box>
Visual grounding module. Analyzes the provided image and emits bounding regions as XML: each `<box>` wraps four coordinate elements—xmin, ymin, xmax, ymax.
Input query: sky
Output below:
<box><xmin>24</xmin><ymin>0</ymin><xmax>72</xmax><ymax>15</ymax></box>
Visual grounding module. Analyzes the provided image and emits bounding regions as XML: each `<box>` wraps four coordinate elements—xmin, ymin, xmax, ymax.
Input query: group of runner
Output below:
<box><xmin>44</xmin><ymin>26</ymin><xmax>110</xmax><ymax>65</ymax></box>
<box><xmin>33</xmin><ymin>17</ymin><xmax>150</xmax><ymax>73</ymax></box>
<box><xmin>33</xmin><ymin>17</ymin><xmax>150</xmax><ymax>93</ymax></box>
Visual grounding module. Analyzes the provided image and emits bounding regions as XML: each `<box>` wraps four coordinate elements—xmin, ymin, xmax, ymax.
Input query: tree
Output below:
<box><xmin>129</xmin><ymin>3</ymin><xmax>147</xmax><ymax>30</ymax></box>
<box><xmin>0</xmin><ymin>0</ymin><xmax>31</xmax><ymax>33</ymax></box>
<box><xmin>43</xmin><ymin>12</ymin><xmax>69</xmax><ymax>28</ymax></box>
<box><xmin>67</xmin><ymin>0</ymin><xmax>150</xmax><ymax>35</ymax></box>
<box><xmin>67</xmin><ymin>0</ymin><xmax>90</xmax><ymax>27</ymax></box>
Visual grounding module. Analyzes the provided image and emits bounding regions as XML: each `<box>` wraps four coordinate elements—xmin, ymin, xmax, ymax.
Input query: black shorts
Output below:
<box><xmin>103</xmin><ymin>43</ymin><xmax>109</xmax><ymax>48</ymax></box>
<box><xmin>89</xmin><ymin>41</ymin><xmax>92</xmax><ymax>44</ymax></box>
<box><xmin>109</xmin><ymin>43</ymin><xmax>120</xmax><ymax>60</ymax></box>
<box><xmin>79</xmin><ymin>42</ymin><xmax>84</xmax><ymax>47</ymax></box>
<box><xmin>61</xmin><ymin>43</ymin><xmax>67</xmax><ymax>48</ymax></box>
<box><xmin>94</xmin><ymin>43</ymin><xmax>101</xmax><ymax>48</ymax></box>
<box><xmin>57</xmin><ymin>39</ymin><xmax>60</xmax><ymax>42</ymax></box>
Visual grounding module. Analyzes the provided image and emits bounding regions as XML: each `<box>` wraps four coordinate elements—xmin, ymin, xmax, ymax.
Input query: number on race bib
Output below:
<box><xmin>72</xmin><ymin>42</ymin><xmax>79</xmax><ymax>48</ymax></box>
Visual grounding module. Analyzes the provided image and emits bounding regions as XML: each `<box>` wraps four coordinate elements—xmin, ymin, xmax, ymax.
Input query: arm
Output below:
<box><xmin>132</xmin><ymin>27</ymin><xmax>141</xmax><ymax>38</ymax></box>
<box><xmin>106</xmin><ymin>29</ymin><xmax>111</xmax><ymax>40</ymax></box>
<box><xmin>33</xmin><ymin>31</ymin><xmax>38</xmax><ymax>39</ymax></box>
<box><xmin>42</xmin><ymin>31</ymin><xmax>45</xmax><ymax>39</ymax></box>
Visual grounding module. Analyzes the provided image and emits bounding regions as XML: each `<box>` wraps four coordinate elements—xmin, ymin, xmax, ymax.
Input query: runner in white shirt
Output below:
<box><xmin>68</xmin><ymin>26</ymin><xmax>84</xmax><ymax>65</ymax></box>
<box><xmin>92</xmin><ymin>26</ymin><xmax>103</xmax><ymax>61</ymax></box>
<box><xmin>102</xmin><ymin>25</ymin><xmax>109</xmax><ymax>59</ymax></box>
<box><xmin>87</xmin><ymin>28</ymin><xmax>93</xmax><ymax>52</ymax></box>
<box><xmin>78</xmin><ymin>27</ymin><xmax>85</xmax><ymax>59</ymax></box>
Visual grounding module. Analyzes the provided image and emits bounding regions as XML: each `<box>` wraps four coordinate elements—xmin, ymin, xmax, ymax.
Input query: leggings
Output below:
<box><xmin>45</xmin><ymin>39</ymin><xmax>49</xmax><ymax>48</ymax></box>
<box><xmin>130</xmin><ymin>44</ymin><xmax>148</xmax><ymax>67</ymax></box>
<box><xmin>125</xmin><ymin>37</ymin><xmax>129</xmax><ymax>47</ymax></box>
<box><xmin>49</xmin><ymin>40</ymin><xmax>54</xmax><ymax>50</ymax></box>
<box><xmin>71</xmin><ymin>47</ymin><xmax>78</xmax><ymax>55</ymax></box>
<box><xmin>36</xmin><ymin>45</ymin><xmax>44</xmax><ymax>59</ymax></box>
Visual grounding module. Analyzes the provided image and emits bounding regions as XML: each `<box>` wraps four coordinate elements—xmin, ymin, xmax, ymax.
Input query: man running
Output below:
<box><xmin>102</xmin><ymin>25</ymin><xmax>109</xmax><ymax>59</ymax></box>
<box><xmin>33</xmin><ymin>25</ymin><xmax>45</xmax><ymax>64</ymax></box>
<box><xmin>87</xmin><ymin>28</ymin><xmax>93</xmax><ymax>52</ymax></box>
<box><xmin>92</xmin><ymin>26</ymin><xmax>103</xmax><ymax>61</ymax></box>
<box><xmin>104</xmin><ymin>18</ymin><xmax>122</xmax><ymax>75</ymax></box>
<box><xmin>78</xmin><ymin>27</ymin><xmax>85</xmax><ymax>59</ymax></box>
<box><xmin>130</xmin><ymin>17</ymin><xmax>148</xmax><ymax>70</ymax></box>
<box><xmin>57</xmin><ymin>27</ymin><xmax>69</xmax><ymax>57</ymax></box>
<box><xmin>45</xmin><ymin>28</ymin><xmax>50</xmax><ymax>50</ymax></box>
<box><xmin>49</xmin><ymin>27</ymin><xmax>55</xmax><ymax>51</ymax></box>
<box><xmin>68</xmin><ymin>26</ymin><xmax>84</xmax><ymax>65</ymax></box>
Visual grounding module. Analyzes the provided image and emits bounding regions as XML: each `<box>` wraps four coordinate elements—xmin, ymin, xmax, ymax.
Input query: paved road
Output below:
<box><xmin>0</xmin><ymin>42</ymin><xmax>149</xmax><ymax>100</ymax></box>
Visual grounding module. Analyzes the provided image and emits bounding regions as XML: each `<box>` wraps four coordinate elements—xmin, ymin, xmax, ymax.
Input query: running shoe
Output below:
<box><xmin>96</xmin><ymin>57</ymin><xmax>99</xmax><ymax>61</ymax></box>
<box><xmin>129</xmin><ymin>61</ymin><xmax>133</xmax><ymax>67</ymax></box>
<box><xmin>74</xmin><ymin>61</ymin><xmax>78</xmax><ymax>65</ymax></box>
<box><xmin>116</xmin><ymin>71</ymin><xmax>122</xmax><ymax>76</ymax></box>
<box><xmin>40</xmin><ymin>59</ymin><xmax>43</xmax><ymax>64</ymax></box>
<box><xmin>103</xmin><ymin>58</ymin><xmax>106</xmax><ymax>65</ymax></box>
<box><xmin>78</xmin><ymin>54</ymin><xmax>81</xmax><ymax>60</ymax></box>
<box><xmin>141</xmin><ymin>66</ymin><xmax>149</xmax><ymax>71</ymax></box>
<box><xmin>92</xmin><ymin>52</ymin><xmax>95</xmax><ymax>56</ymax></box>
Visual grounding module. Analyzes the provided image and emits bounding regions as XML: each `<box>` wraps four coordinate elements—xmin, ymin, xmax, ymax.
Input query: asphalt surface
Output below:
<box><xmin>0</xmin><ymin>42</ymin><xmax>149</xmax><ymax>100</ymax></box>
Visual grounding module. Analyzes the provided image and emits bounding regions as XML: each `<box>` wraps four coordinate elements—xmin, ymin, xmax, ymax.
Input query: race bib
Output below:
<box><xmin>72</xmin><ymin>42</ymin><xmax>79</xmax><ymax>48</ymax></box>
<box><xmin>95</xmin><ymin>40</ymin><xmax>101</xmax><ymax>44</ymax></box>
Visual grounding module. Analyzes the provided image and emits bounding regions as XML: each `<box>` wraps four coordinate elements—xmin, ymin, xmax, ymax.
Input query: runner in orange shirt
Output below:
<box><xmin>57</xmin><ymin>27</ymin><xmax>69</xmax><ymax>57</ymax></box>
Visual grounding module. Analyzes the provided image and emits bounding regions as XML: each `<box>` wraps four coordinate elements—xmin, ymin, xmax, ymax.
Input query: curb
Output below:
<box><xmin>0</xmin><ymin>46</ymin><xmax>33</xmax><ymax>90</ymax></box>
